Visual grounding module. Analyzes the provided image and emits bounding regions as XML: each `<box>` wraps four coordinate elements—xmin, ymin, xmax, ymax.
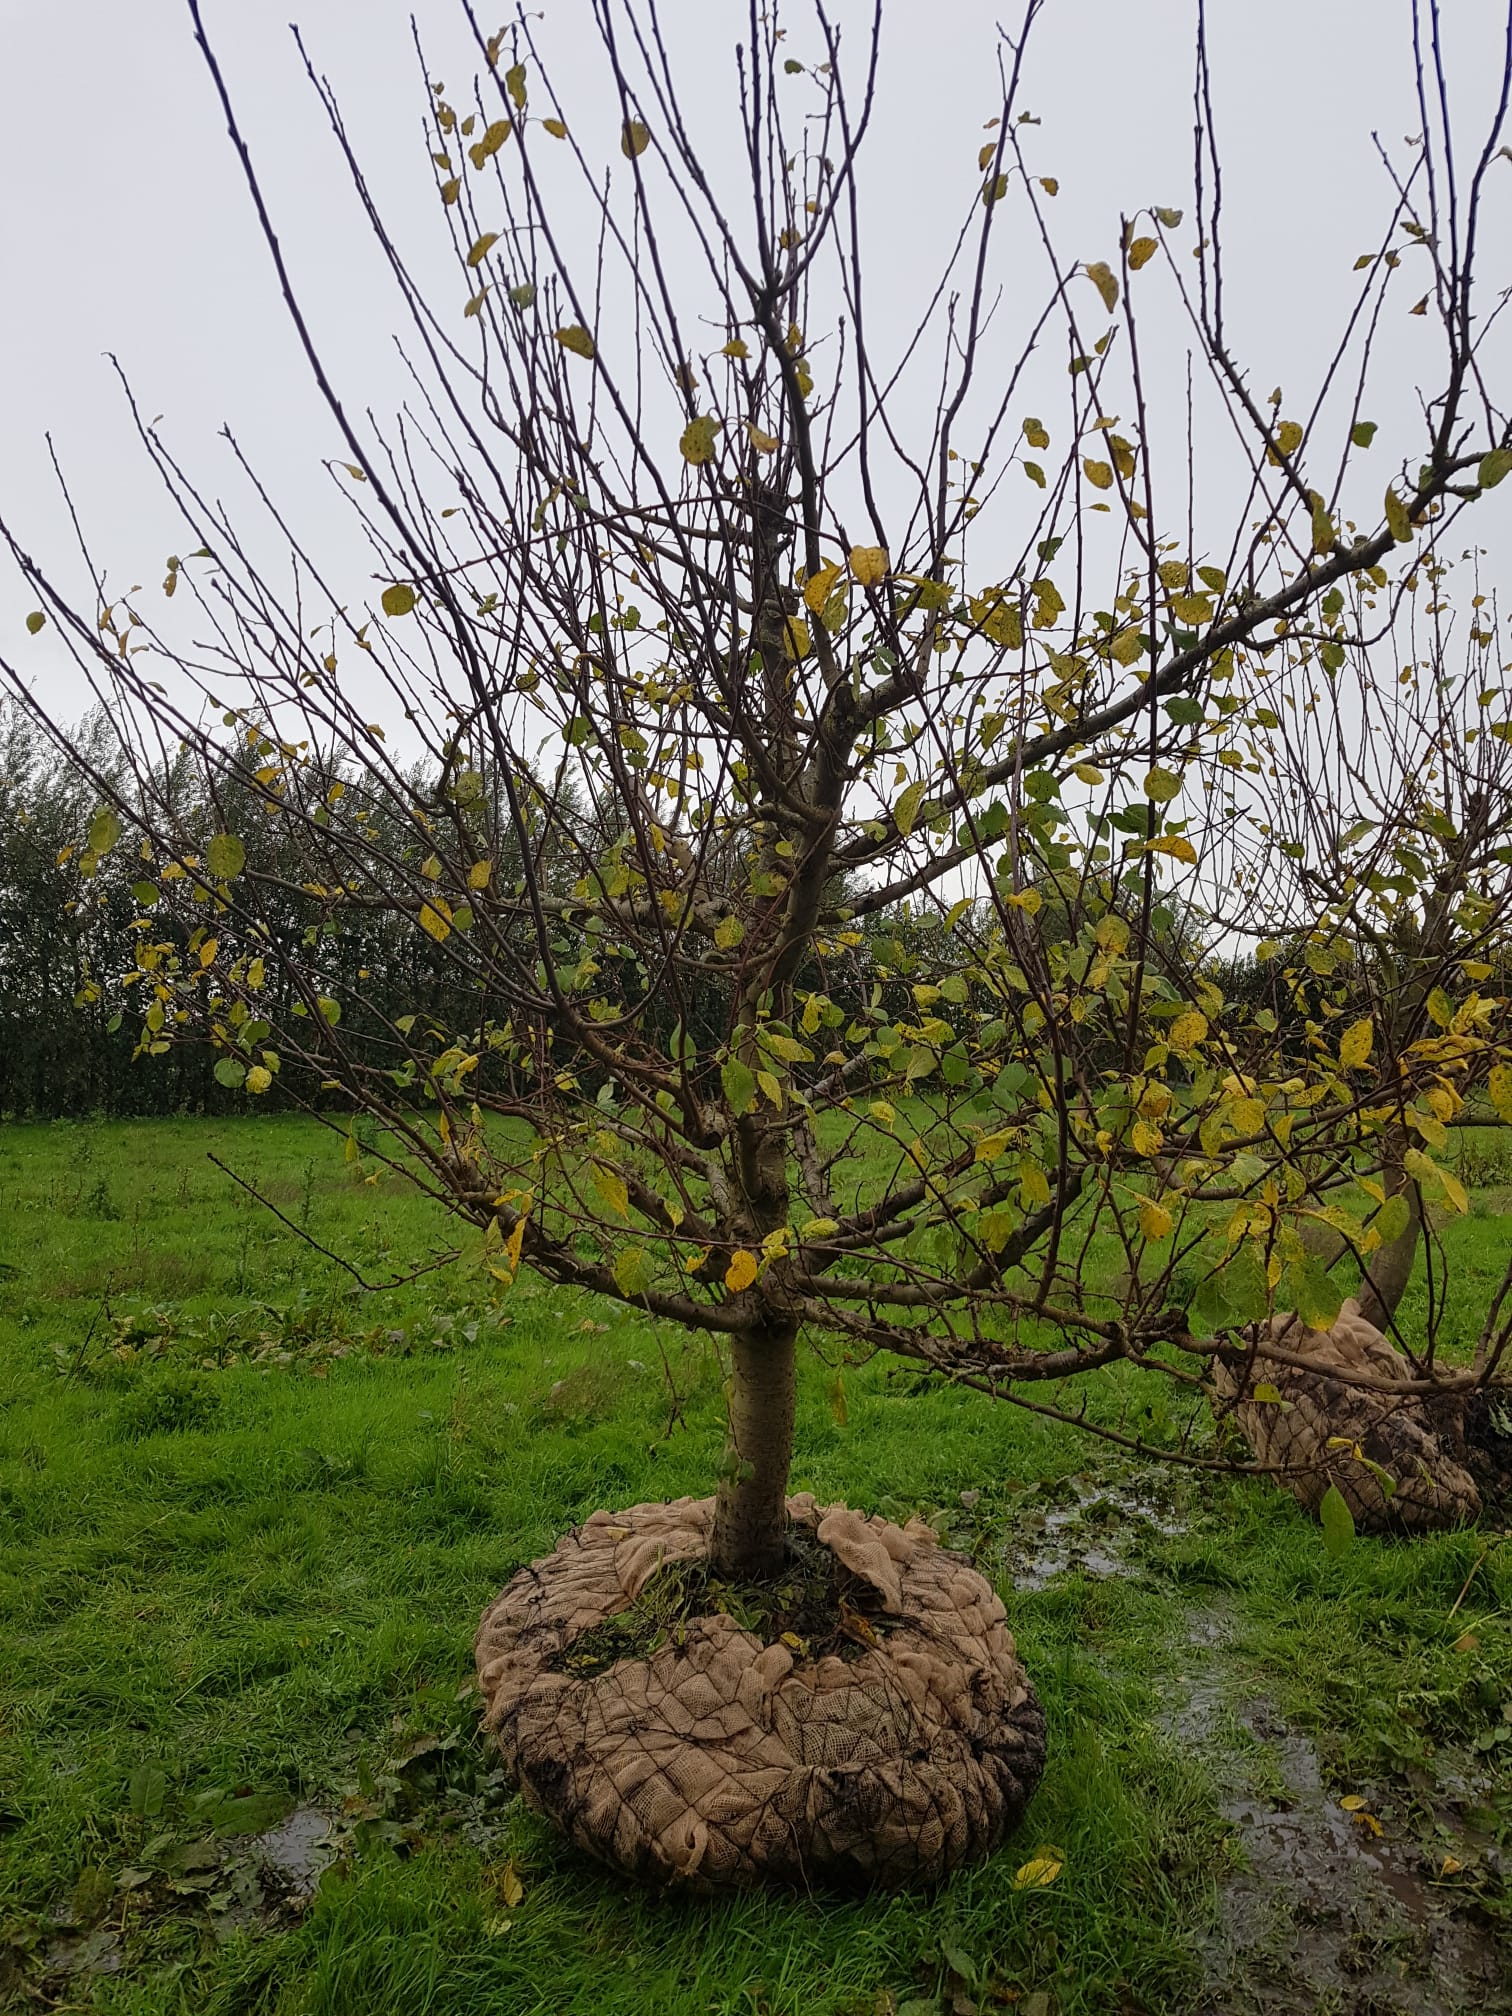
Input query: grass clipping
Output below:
<box><xmin>474</xmin><ymin>1493</ymin><xmax>1046</xmax><ymax>1890</ymax></box>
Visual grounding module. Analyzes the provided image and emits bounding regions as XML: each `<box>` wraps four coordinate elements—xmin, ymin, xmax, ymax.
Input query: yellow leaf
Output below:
<box><xmin>466</xmin><ymin>232</ymin><xmax>500</xmax><ymax>267</ymax></box>
<box><xmin>199</xmin><ymin>937</ymin><xmax>219</xmax><ymax>969</ymax></box>
<box><xmin>804</xmin><ymin>562</ymin><xmax>841</xmax><ymax>613</ymax></box>
<box><xmin>1489</xmin><ymin>1063</ymin><xmax>1512</xmax><ymax>1123</ymax></box>
<box><xmin>1083</xmin><ymin>458</ymin><xmax>1114</xmax><ymax>490</ymax></box>
<box><xmin>1023</xmin><ymin>416</ymin><xmax>1050</xmax><ymax>450</ymax></box>
<box><xmin>1385</xmin><ymin>487</ymin><xmax>1412</xmax><ymax>543</ymax></box>
<box><xmin>468</xmin><ymin>119</ymin><xmax>512</xmax><ymax>168</ymax></box>
<box><xmin>725</xmin><ymin>1249</ymin><xmax>758</xmax><ymax>1292</ymax></box>
<box><xmin>1039</xmin><ymin>176</ymin><xmax>1058</xmax><ymax>196</ymax></box>
<box><xmin>975</xmin><ymin>1132</ymin><xmax>1010</xmax><ymax>1163</ymax></box>
<box><xmin>1339</xmin><ymin>1794</ymin><xmax>1369</xmax><ymax>1813</ymax></box>
<box><xmin>783</xmin><ymin>616</ymin><xmax>811</xmax><ymax>660</ymax></box>
<box><xmin>1126</xmin><ymin>234</ymin><xmax>1158</xmax><ymax>270</ymax></box>
<box><xmin>382</xmin><ymin>583</ymin><xmax>417</xmax><ymax>617</ymax></box>
<box><xmin>419</xmin><ymin>899</ymin><xmax>452</xmax><ymax>941</ymax></box>
<box><xmin>849</xmin><ymin>545</ymin><xmax>888</xmax><ymax>587</ymax></box>
<box><xmin>542</xmin><ymin>118</ymin><xmax>568</xmax><ymax>139</ymax></box>
<box><xmin>620</xmin><ymin>118</ymin><xmax>650</xmax><ymax>158</ymax></box>
<box><xmin>591</xmin><ymin>1163</ymin><xmax>629</xmax><ymax>1219</ymax></box>
<box><xmin>468</xmin><ymin>860</ymin><xmax>491</xmax><ymax>891</ymax></box>
<box><xmin>25</xmin><ymin>610</ymin><xmax>46</xmax><ymax>634</ymax></box>
<box><xmin>1085</xmin><ymin>261</ymin><xmax>1118</xmax><ymax>313</ymax></box>
<box><xmin>746</xmin><ymin>422</ymin><xmax>780</xmax><ymax>454</ymax></box>
<box><xmin>498</xmin><ymin>1859</ymin><xmax>525</xmax><ymax>1908</ymax></box>
<box><xmin>1438</xmin><ymin>1165</ymin><xmax>1469</xmax><ymax>1215</ymax></box>
<box><xmin>1131</xmin><ymin>1119</ymin><xmax>1163</xmax><ymax>1158</ymax></box>
<box><xmin>1169</xmin><ymin>1010</ymin><xmax>1208</xmax><ymax>1053</ymax></box>
<box><xmin>1338</xmin><ymin>1017</ymin><xmax>1373</xmax><ymax>1070</ymax></box>
<box><xmin>1005</xmin><ymin>887</ymin><xmax>1041</xmax><ymax>914</ymax></box>
<box><xmin>1169</xmin><ymin>594</ymin><xmax>1213</xmax><ymax>624</ymax></box>
<box><xmin>505</xmin><ymin>62</ymin><xmax>527</xmax><ymax>111</ymax></box>
<box><xmin>1147</xmin><ymin>835</ymin><xmax>1198</xmax><ymax>864</ymax></box>
<box><xmin>464</xmin><ymin>287</ymin><xmax>490</xmax><ymax>318</ymax></box>
<box><xmin>553</xmin><ymin>325</ymin><xmax>596</xmax><ymax>359</ymax></box>
<box><xmin>245</xmin><ymin>1065</ymin><xmax>273</xmax><ymax>1095</ymax></box>
<box><xmin>721</xmin><ymin>338</ymin><xmax>749</xmax><ymax>358</ymax></box>
<box><xmin>504</xmin><ymin>1216</ymin><xmax>526</xmax><ymax>1273</ymax></box>
<box><xmin>679</xmin><ymin>415</ymin><xmax>721</xmax><ymax>465</ymax></box>
<box><xmin>1139</xmin><ymin>1199</ymin><xmax>1173</xmax><ymax>1242</ymax></box>
<box><xmin>1014</xmin><ymin>1849</ymin><xmax>1065</xmax><ymax>1889</ymax></box>
<box><xmin>1158</xmin><ymin>560</ymin><xmax>1188</xmax><ymax>591</ymax></box>
<box><xmin>440</xmin><ymin>176</ymin><xmax>461</xmax><ymax>205</ymax></box>
<box><xmin>1270</xmin><ymin>419</ymin><xmax>1304</xmax><ymax>464</ymax></box>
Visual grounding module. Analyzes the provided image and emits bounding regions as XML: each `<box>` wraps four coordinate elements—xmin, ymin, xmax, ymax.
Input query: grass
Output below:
<box><xmin>0</xmin><ymin>1114</ymin><xmax>1509</xmax><ymax>2015</ymax></box>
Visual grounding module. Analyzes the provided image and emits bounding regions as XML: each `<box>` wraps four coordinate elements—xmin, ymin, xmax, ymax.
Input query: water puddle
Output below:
<box><xmin>1167</xmin><ymin>1607</ymin><xmax>1509</xmax><ymax>2016</ymax></box>
<box><xmin>246</xmin><ymin>1806</ymin><xmax>337</xmax><ymax>1897</ymax></box>
<box><xmin>1002</xmin><ymin>1472</ymin><xmax>1188</xmax><ymax>1591</ymax></box>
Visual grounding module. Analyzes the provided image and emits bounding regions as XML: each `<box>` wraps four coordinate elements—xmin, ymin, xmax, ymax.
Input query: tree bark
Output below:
<box><xmin>1357</xmin><ymin>1127</ymin><xmax>1422</xmax><ymax>1331</ymax></box>
<box><xmin>711</xmin><ymin>1321</ymin><xmax>798</xmax><ymax>1579</ymax></box>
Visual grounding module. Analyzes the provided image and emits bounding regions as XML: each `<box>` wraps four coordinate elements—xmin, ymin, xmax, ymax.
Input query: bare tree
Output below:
<box><xmin>5</xmin><ymin>0</ymin><xmax>1512</xmax><ymax>1579</ymax></box>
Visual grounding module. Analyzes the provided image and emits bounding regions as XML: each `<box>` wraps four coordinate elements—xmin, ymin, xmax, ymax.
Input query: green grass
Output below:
<box><xmin>1</xmin><ymin>1116</ymin><xmax>1509</xmax><ymax>2015</ymax></box>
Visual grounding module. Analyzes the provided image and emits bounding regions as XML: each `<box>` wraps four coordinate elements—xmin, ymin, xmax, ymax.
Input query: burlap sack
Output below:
<box><xmin>1214</xmin><ymin>1299</ymin><xmax>1481</xmax><ymax>1532</ymax></box>
<box><xmin>475</xmin><ymin>1493</ymin><xmax>1045</xmax><ymax>1889</ymax></box>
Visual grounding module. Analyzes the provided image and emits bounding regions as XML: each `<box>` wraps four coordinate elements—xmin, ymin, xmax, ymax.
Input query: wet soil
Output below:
<box><xmin>1165</xmin><ymin>1605</ymin><xmax>1509</xmax><ymax>2016</ymax></box>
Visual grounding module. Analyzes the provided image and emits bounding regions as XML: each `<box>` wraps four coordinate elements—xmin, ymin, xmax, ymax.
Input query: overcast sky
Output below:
<box><xmin>3</xmin><ymin>0</ymin><xmax>1509</xmax><ymax>723</ymax></box>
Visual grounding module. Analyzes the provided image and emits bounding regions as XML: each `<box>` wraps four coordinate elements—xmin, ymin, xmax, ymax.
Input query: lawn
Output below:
<box><xmin>0</xmin><ymin>1115</ymin><xmax>1508</xmax><ymax>2015</ymax></box>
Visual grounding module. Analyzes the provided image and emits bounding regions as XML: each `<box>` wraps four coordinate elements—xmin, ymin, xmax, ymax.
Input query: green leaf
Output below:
<box><xmin>1143</xmin><ymin>765</ymin><xmax>1182</xmax><ymax>804</ymax></box>
<box><xmin>553</xmin><ymin>325</ymin><xmax>596</xmax><ymax>360</ymax></box>
<box><xmin>1350</xmin><ymin>421</ymin><xmax>1378</xmax><ymax>449</ymax></box>
<box><xmin>1479</xmin><ymin>446</ymin><xmax>1512</xmax><ymax>490</ymax></box>
<box><xmin>206</xmin><ymin>832</ymin><xmax>245</xmax><ymax>881</ymax></box>
<box><xmin>130</xmin><ymin>880</ymin><xmax>159</xmax><ymax>908</ymax></box>
<box><xmin>25</xmin><ymin>610</ymin><xmax>45</xmax><ymax>635</ymax></box>
<box><xmin>721</xmin><ymin>1058</ymin><xmax>756</xmax><ymax>1116</ymax></box>
<box><xmin>894</xmin><ymin>780</ymin><xmax>926</xmax><ymax>836</ymax></box>
<box><xmin>214</xmin><ymin>1058</ymin><xmax>246</xmax><ymax>1090</ymax></box>
<box><xmin>1286</xmin><ymin>1256</ymin><xmax>1343</xmax><ymax>1333</ymax></box>
<box><xmin>1319</xmin><ymin>1483</ymin><xmax>1355</xmax><ymax>1559</ymax></box>
<box><xmin>611</xmin><ymin>1247</ymin><xmax>651</xmax><ymax>1297</ymax></box>
<box><xmin>382</xmin><ymin>584</ymin><xmax>417</xmax><ymax>617</ymax></box>
<box><xmin>128</xmin><ymin>1764</ymin><xmax>167</xmax><ymax>1819</ymax></box>
<box><xmin>1374</xmin><ymin>1193</ymin><xmax>1410</xmax><ymax>1244</ymax></box>
<box><xmin>88</xmin><ymin>808</ymin><xmax>122</xmax><ymax>855</ymax></box>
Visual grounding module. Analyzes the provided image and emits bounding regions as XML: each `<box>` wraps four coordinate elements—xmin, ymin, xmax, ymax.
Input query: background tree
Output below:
<box><xmin>4</xmin><ymin>0</ymin><xmax>1512</xmax><ymax>1581</ymax></box>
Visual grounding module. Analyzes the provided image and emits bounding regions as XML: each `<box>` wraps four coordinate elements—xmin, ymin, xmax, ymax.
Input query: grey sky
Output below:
<box><xmin>2</xmin><ymin>0</ymin><xmax>1509</xmax><ymax>722</ymax></box>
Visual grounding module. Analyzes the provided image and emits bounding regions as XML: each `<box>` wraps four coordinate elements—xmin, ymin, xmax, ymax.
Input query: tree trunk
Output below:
<box><xmin>711</xmin><ymin>1321</ymin><xmax>797</xmax><ymax>1579</ymax></box>
<box><xmin>1357</xmin><ymin>1128</ymin><xmax>1422</xmax><ymax>1331</ymax></box>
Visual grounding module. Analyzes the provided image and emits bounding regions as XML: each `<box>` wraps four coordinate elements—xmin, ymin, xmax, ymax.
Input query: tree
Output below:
<box><xmin>4</xmin><ymin>0</ymin><xmax>1512</xmax><ymax>1590</ymax></box>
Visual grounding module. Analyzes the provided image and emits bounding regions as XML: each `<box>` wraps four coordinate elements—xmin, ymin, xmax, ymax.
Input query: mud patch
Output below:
<box><xmin>1167</xmin><ymin>1607</ymin><xmax>1510</xmax><ymax>2016</ymax></box>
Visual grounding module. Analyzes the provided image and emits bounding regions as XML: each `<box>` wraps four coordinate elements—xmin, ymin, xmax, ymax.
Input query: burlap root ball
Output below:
<box><xmin>474</xmin><ymin>1492</ymin><xmax>1046</xmax><ymax>1890</ymax></box>
<box><xmin>1214</xmin><ymin>1297</ymin><xmax>1482</xmax><ymax>1533</ymax></box>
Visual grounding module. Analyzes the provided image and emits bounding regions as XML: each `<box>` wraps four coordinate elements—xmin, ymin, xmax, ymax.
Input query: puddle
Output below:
<box><xmin>1003</xmin><ymin>1472</ymin><xmax>1188</xmax><ymax>1590</ymax></box>
<box><xmin>246</xmin><ymin>1806</ymin><xmax>336</xmax><ymax>1897</ymax></box>
<box><xmin>1165</xmin><ymin>1607</ymin><xmax>1510</xmax><ymax>2016</ymax></box>
<box><xmin>39</xmin><ymin>1925</ymin><xmax>123</xmax><ymax>1978</ymax></box>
